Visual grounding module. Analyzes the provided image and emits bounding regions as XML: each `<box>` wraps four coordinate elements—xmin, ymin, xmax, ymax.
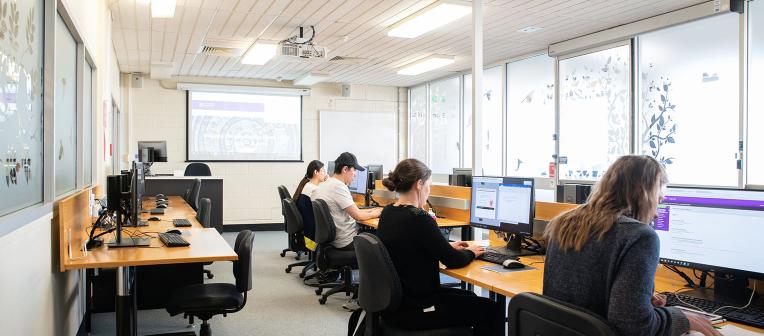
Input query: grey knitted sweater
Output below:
<box><xmin>543</xmin><ymin>216</ymin><xmax>690</xmax><ymax>336</ymax></box>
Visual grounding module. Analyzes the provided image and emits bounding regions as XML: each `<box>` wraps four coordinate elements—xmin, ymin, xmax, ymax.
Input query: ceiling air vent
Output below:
<box><xmin>328</xmin><ymin>56</ymin><xmax>369</xmax><ymax>65</ymax></box>
<box><xmin>198</xmin><ymin>36</ymin><xmax>253</xmax><ymax>57</ymax></box>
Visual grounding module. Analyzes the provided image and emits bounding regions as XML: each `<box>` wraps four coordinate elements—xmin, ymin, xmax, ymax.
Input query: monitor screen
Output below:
<box><xmin>348</xmin><ymin>167</ymin><xmax>368</xmax><ymax>195</ymax></box>
<box><xmin>367</xmin><ymin>164</ymin><xmax>384</xmax><ymax>181</ymax></box>
<box><xmin>327</xmin><ymin>160</ymin><xmax>335</xmax><ymax>177</ymax></box>
<box><xmin>657</xmin><ymin>187</ymin><xmax>764</xmax><ymax>278</ymax></box>
<box><xmin>470</xmin><ymin>176</ymin><xmax>534</xmax><ymax>234</ymax></box>
<box><xmin>138</xmin><ymin>141</ymin><xmax>167</xmax><ymax>162</ymax></box>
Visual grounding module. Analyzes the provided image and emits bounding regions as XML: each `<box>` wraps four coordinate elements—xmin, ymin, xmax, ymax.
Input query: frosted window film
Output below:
<box><xmin>429</xmin><ymin>77</ymin><xmax>461</xmax><ymax>174</ymax></box>
<box><xmin>0</xmin><ymin>0</ymin><xmax>43</xmax><ymax>216</ymax></box>
<box><xmin>749</xmin><ymin>2</ymin><xmax>764</xmax><ymax>186</ymax></box>
<box><xmin>187</xmin><ymin>91</ymin><xmax>301</xmax><ymax>161</ymax></box>
<box><xmin>639</xmin><ymin>14</ymin><xmax>739</xmax><ymax>186</ymax></box>
<box><xmin>463</xmin><ymin>68</ymin><xmax>502</xmax><ymax>174</ymax></box>
<box><xmin>55</xmin><ymin>14</ymin><xmax>78</xmax><ymax>196</ymax></box>
<box><xmin>409</xmin><ymin>85</ymin><xmax>428</xmax><ymax>162</ymax></box>
<box><xmin>507</xmin><ymin>55</ymin><xmax>556</xmax><ymax>178</ymax></box>
<box><xmin>559</xmin><ymin>44</ymin><xmax>631</xmax><ymax>181</ymax></box>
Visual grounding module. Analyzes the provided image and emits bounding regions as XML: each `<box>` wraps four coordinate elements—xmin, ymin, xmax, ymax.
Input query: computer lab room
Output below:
<box><xmin>3</xmin><ymin>0</ymin><xmax>764</xmax><ymax>335</ymax></box>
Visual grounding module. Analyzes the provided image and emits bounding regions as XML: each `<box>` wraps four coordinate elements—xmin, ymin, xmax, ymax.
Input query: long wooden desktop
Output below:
<box><xmin>58</xmin><ymin>191</ymin><xmax>237</xmax><ymax>336</ymax></box>
<box><xmin>440</xmin><ymin>242</ymin><xmax>764</xmax><ymax>334</ymax></box>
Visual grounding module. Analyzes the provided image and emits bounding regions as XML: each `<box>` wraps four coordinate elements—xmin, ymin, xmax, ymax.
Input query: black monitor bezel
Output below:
<box><xmin>367</xmin><ymin>164</ymin><xmax>384</xmax><ymax>181</ymax></box>
<box><xmin>469</xmin><ymin>176</ymin><xmax>535</xmax><ymax>235</ymax></box>
<box><xmin>138</xmin><ymin>141</ymin><xmax>168</xmax><ymax>162</ymax></box>
<box><xmin>658</xmin><ymin>186</ymin><xmax>764</xmax><ymax>280</ymax></box>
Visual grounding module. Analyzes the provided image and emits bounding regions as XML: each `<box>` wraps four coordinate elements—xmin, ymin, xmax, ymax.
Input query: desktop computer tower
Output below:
<box><xmin>556</xmin><ymin>184</ymin><xmax>592</xmax><ymax>204</ymax></box>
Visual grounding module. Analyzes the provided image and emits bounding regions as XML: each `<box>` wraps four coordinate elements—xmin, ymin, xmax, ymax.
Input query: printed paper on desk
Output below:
<box><xmin>718</xmin><ymin>325</ymin><xmax>764</xmax><ymax>336</ymax></box>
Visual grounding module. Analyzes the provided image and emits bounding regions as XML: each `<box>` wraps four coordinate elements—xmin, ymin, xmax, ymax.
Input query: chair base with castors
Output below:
<box><xmin>316</xmin><ymin>267</ymin><xmax>356</xmax><ymax>305</ymax></box>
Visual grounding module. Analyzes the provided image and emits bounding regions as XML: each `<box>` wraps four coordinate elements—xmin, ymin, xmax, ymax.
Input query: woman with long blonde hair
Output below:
<box><xmin>543</xmin><ymin>155</ymin><xmax>719</xmax><ymax>336</ymax></box>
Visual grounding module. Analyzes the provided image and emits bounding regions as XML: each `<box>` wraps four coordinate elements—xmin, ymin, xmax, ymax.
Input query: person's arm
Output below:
<box><xmin>345</xmin><ymin>204</ymin><xmax>382</xmax><ymax>221</ymax></box>
<box><xmin>606</xmin><ymin>231</ymin><xmax>690</xmax><ymax>336</ymax></box>
<box><xmin>418</xmin><ymin>215</ymin><xmax>475</xmax><ymax>268</ymax></box>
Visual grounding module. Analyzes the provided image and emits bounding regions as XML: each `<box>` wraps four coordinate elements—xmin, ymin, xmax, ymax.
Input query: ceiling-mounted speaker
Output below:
<box><xmin>131</xmin><ymin>73</ymin><xmax>143</xmax><ymax>88</ymax></box>
<box><xmin>341</xmin><ymin>84</ymin><xmax>351</xmax><ymax>97</ymax></box>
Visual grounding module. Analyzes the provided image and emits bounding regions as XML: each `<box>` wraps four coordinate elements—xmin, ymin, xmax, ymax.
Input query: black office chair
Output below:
<box><xmin>197</xmin><ymin>198</ymin><xmax>214</xmax><ymax>280</ymax></box>
<box><xmin>312</xmin><ymin>198</ymin><xmax>357</xmax><ymax>305</ymax></box>
<box><xmin>166</xmin><ymin>230</ymin><xmax>254</xmax><ymax>336</ymax></box>
<box><xmin>184</xmin><ymin>162</ymin><xmax>212</xmax><ymax>176</ymax></box>
<box><xmin>507</xmin><ymin>292</ymin><xmax>616</xmax><ymax>336</ymax></box>
<box><xmin>277</xmin><ymin>185</ymin><xmax>300</xmax><ymax>259</ymax></box>
<box><xmin>354</xmin><ymin>233</ymin><xmax>472</xmax><ymax>336</ymax></box>
<box><xmin>184</xmin><ymin>178</ymin><xmax>202</xmax><ymax>211</ymax></box>
<box><xmin>283</xmin><ymin>198</ymin><xmax>314</xmax><ymax>274</ymax></box>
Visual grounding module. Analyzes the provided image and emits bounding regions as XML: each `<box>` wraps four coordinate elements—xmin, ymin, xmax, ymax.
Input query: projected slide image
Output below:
<box><xmin>188</xmin><ymin>91</ymin><xmax>301</xmax><ymax>161</ymax></box>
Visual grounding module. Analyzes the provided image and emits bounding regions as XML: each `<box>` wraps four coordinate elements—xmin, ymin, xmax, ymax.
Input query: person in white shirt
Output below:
<box><xmin>313</xmin><ymin>152</ymin><xmax>382</xmax><ymax>250</ymax></box>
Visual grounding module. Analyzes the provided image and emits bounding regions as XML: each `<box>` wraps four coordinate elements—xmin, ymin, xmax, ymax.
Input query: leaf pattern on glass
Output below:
<box><xmin>0</xmin><ymin>0</ymin><xmax>7</xmax><ymax>40</ymax></box>
<box><xmin>640</xmin><ymin>70</ymin><xmax>677</xmax><ymax>167</ymax></box>
<box><xmin>25</xmin><ymin>7</ymin><xmax>33</xmax><ymax>55</ymax></box>
<box><xmin>8</xmin><ymin>0</ymin><xmax>18</xmax><ymax>50</ymax></box>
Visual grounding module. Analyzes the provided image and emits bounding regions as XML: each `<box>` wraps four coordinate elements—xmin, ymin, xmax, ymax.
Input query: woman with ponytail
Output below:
<box><xmin>375</xmin><ymin>159</ymin><xmax>498</xmax><ymax>336</ymax></box>
<box><xmin>293</xmin><ymin>160</ymin><xmax>327</xmax><ymax>249</ymax></box>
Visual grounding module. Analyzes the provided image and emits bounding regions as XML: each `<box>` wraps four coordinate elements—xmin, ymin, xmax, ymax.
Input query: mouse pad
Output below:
<box><xmin>481</xmin><ymin>265</ymin><xmax>538</xmax><ymax>274</ymax></box>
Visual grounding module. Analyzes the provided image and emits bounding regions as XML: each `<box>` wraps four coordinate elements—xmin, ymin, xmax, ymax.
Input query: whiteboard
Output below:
<box><xmin>319</xmin><ymin>110</ymin><xmax>397</xmax><ymax>174</ymax></box>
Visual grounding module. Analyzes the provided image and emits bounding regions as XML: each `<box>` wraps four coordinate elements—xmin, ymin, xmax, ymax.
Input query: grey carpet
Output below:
<box><xmin>90</xmin><ymin>231</ymin><xmax>353</xmax><ymax>336</ymax></box>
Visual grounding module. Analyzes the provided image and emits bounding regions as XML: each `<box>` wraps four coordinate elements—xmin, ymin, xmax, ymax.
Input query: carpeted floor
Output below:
<box><xmin>91</xmin><ymin>231</ymin><xmax>353</xmax><ymax>336</ymax></box>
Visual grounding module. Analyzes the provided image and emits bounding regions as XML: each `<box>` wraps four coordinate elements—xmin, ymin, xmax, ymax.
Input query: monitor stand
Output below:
<box><xmin>487</xmin><ymin>233</ymin><xmax>539</xmax><ymax>258</ymax></box>
<box><xmin>679</xmin><ymin>273</ymin><xmax>758</xmax><ymax>305</ymax></box>
<box><xmin>107</xmin><ymin>237</ymin><xmax>151</xmax><ymax>248</ymax></box>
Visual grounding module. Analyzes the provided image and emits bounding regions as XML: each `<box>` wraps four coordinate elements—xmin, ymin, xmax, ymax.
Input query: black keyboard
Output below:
<box><xmin>158</xmin><ymin>232</ymin><xmax>190</xmax><ymax>247</ymax></box>
<box><xmin>477</xmin><ymin>251</ymin><xmax>519</xmax><ymax>265</ymax></box>
<box><xmin>173</xmin><ymin>218</ymin><xmax>192</xmax><ymax>227</ymax></box>
<box><xmin>664</xmin><ymin>292</ymin><xmax>764</xmax><ymax>328</ymax></box>
<box><xmin>149</xmin><ymin>209</ymin><xmax>165</xmax><ymax>215</ymax></box>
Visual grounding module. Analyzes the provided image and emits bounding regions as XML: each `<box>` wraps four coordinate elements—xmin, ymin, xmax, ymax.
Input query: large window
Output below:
<box><xmin>464</xmin><ymin>67</ymin><xmax>503</xmax><ymax>174</ymax></box>
<box><xmin>428</xmin><ymin>77</ymin><xmax>461</xmax><ymax>174</ymax></box>
<box><xmin>506</xmin><ymin>54</ymin><xmax>556</xmax><ymax>178</ymax></box>
<box><xmin>409</xmin><ymin>85</ymin><xmax>428</xmax><ymax>162</ymax></box>
<box><xmin>0</xmin><ymin>0</ymin><xmax>43</xmax><ymax>216</ymax></box>
<box><xmin>558</xmin><ymin>44</ymin><xmax>631</xmax><ymax>181</ymax></box>
<box><xmin>639</xmin><ymin>14</ymin><xmax>740</xmax><ymax>186</ymax></box>
<box><xmin>55</xmin><ymin>14</ymin><xmax>78</xmax><ymax>196</ymax></box>
<box><xmin>187</xmin><ymin>90</ymin><xmax>302</xmax><ymax>161</ymax></box>
<box><xmin>750</xmin><ymin>1</ymin><xmax>764</xmax><ymax>186</ymax></box>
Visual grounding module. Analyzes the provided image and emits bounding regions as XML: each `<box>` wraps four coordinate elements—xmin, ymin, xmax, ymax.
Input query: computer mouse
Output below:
<box><xmin>503</xmin><ymin>260</ymin><xmax>526</xmax><ymax>269</ymax></box>
<box><xmin>148</xmin><ymin>216</ymin><xmax>161</xmax><ymax>221</ymax></box>
<box><xmin>157</xmin><ymin>204</ymin><xmax>168</xmax><ymax>208</ymax></box>
<box><xmin>165</xmin><ymin>229</ymin><xmax>182</xmax><ymax>235</ymax></box>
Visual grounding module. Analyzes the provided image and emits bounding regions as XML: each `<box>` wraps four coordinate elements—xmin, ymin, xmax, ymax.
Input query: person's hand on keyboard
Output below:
<box><xmin>450</xmin><ymin>241</ymin><xmax>469</xmax><ymax>250</ymax></box>
<box><xmin>684</xmin><ymin>312</ymin><xmax>722</xmax><ymax>336</ymax></box>
<box><xmin>652</xmin><ymin>293</ymin><xmax>667</xmax><ymax>307</ymax></box>
<box><xmin>466</xmin><ymin>245</ymin><xmax>485</xmax><ymax>257</ymax></box>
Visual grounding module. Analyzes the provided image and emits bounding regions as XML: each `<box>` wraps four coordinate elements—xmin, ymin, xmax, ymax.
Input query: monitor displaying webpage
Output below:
<box><xmin>657</xmin><ymin>188</ymin><xmax>764</xmax><ymax>275</ymax></box>
<box><xmin>348</xmin><ymin>169</ymin><xmax>368</xmax><ymax>195</ymax></box>
<box><xmin>470</xmin><ymin>176</ymin><xmax>533</xmax><ymax>229</ymax></box>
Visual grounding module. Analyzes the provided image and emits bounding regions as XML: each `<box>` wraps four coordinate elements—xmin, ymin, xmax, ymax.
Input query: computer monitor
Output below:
<box><xmin>450</xmin><ymin>168</ymin><xmax>473</xmax><ymax>187</ymax></box>
<box><xmin>327</xmin><ymin>160</ymin><xmax>336</xmax><ymax>177</ymax></box>
<box><xmin>657</xmin><ymin>187</ymin><xmax>764</xmax><ymax>302</ymax></box>
<box><xmin>125</xmin><ymin>161</ymin><xmax>147</xmax><ymax>228</ymax></box>
<box><xmin>348</xmin><ymin>166</ymin><xmax>368</xmax><ymax>195</ymax></box>
<box><xmin>367</xmin><ymin>164</ymin><xmax>384</xmax><ymax>181</ymax></box>
<box><xmin>107</xmin><ymin>162</ymin><xmax>150</xmax><ymax>247</ymax></box>
<box><xmin>137</xmin><ymin>141</ymin><xmax>167</xmax><ymax>163</ymax></box>
<box><xmin>470</xmin><ymin>176</ymin><xmax>535</xmax><ymax>256</ymax></box>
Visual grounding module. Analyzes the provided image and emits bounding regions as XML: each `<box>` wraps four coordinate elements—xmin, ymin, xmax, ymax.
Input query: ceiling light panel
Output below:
<box><xmin>388</xmin><ymin>1</ymin><xmax>471</xmax><ymax>38</ymax></box>
<box><xmin>397</xmin><ymin>55</ymin><xmax>455</xmax><ymax>76</ymax></box>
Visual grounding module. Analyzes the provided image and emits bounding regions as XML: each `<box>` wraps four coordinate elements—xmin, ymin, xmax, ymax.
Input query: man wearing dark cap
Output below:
<box><xmin>314</xmin><ymin>152</ymin><xmax>382</xmax><ymax>251</ymax></box>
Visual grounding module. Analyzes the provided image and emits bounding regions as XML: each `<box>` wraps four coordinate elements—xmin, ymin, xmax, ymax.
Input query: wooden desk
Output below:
<box><xmin>58</xmin><ymin>194</ymin><xmax>236</xmax><ymax>336</ymax></box>
<box><xmin>62</xmin><ymin>196</ymin><xmax>236</xmax><ymax>270</ymax></box>
<box><xmin>440</xmin><ymin>242</ymin><xmax>764</xmax><ymax>334</ymax></box>
<box><xmin>359</xmin><ymin>217</ymin><xmax>468</xmax><ymax>229</ymax></box>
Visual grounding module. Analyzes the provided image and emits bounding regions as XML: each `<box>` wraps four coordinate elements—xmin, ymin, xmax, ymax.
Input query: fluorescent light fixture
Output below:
<box><xmin>241</xmin><ymin>41</ymin><xmax>279</xmax><ymax>65</ymax></box>
<box><xmin>388</xmin><ymin>1</ymin><xmax>471</xmax><ymax>38</ymax></box>
<box><xmin>294</xmin><ymin>72</ymin><xmax>330</xmax><ymax>86</ymax></box>
<box><xmin>518</xmin><ymin>26</ymin><xmax>543</xmax><ymax>33</ymax></box>
<box><xmin>397</xmin><ymin>55</ymin><xmax>455</xmax><ymax>75</ymax></box>
<box><xmin>151</xmin><ymin>0</ymin><xmax>176</xmax><ymax>18</ymax></box>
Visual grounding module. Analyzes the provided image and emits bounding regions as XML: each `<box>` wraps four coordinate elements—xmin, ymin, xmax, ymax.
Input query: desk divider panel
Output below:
<box><xmin>57</xmin><ymin>188</ymin><xmax>93</xmax><ymax>272</ymax></box>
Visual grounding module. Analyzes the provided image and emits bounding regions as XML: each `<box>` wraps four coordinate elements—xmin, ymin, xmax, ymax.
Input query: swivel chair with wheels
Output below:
<box><xmin>183</xmin><ymin>178</ymin><xmax>202</xmax><ymax>211</ymax></box>
<box><xmin>165</xmin><ymin>230</ymin><xmax>254</xmax><ymax>336</ymax></box>
<box><xmin>196</xmin><ymin>198</ymin><xmax>214</xmax><ymax>279</ymax></box>
<box><xmin>507</xmin><ymin>292</ymin><xmax>616</xmax><ymax>336</ymax></box>
<box><xmin>353</xmin><ymin>233</ymin><xmax>472</xmax><ymax>336</ymax></box>
<box><xmin>312</xmin><ymin>199</ymin><xmax>357</xmax><ymax>305</ymax></box>
<box><xmin>283</xmin><ymin>198</ymin><xmax>314</xmax><ymax>274</ymax></box>
<box><xmin>277</xmin><ymin>185</ymin><xmax>301</xmax><ymax>259</ymax></box>
<box><xmin>184</xmin><ymin>162</ymin><xmax>212</xmax><ymax>176</ymax></box>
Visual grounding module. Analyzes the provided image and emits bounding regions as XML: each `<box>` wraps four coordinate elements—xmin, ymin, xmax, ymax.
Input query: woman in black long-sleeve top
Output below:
<box><xmin>376</xmin><ymin>159</ymin><xmax>498</xmax><ymax>336</ymax></box>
